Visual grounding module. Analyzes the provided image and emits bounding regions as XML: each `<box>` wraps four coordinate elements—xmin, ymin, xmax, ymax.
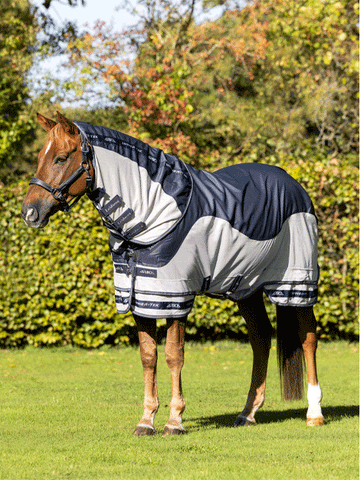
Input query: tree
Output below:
<box><xmin>0</xmin><ymin>0</ymin><xmax>87</xmax><ymax>179</ymax></box>
<box><xmin>34</xmin><ymin>0</ymin><xmax>85</xmax><ymax>55</ymax></box>
<box><xmin>185</xmin><ymin>0</ymin><xmax>359</xmax><ymax>161</ymax></box>
<box><xmin>63</xmin><ymin>1</ymin><xmax>199</xmax><ymax>161</ymax></box>
<box><xmin>55</xmin><ymin>0</ymin><xmax>358</xmax><ymax>165</ymax></box>
<box><xmin>256</xmin><ymin>0</ymin><xmax>359</xmax><ymax>155</ymax></box>
<box><xmin>0</xmin><ymin>0</ymin><xmax>37</xmax><ymax>176</ymax></box>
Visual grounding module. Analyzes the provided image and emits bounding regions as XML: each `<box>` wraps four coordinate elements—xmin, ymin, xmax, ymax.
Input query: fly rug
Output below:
<box><xmin>21</xmin><ymin>112</ymin><xmax>324</xmax><ymax>436</ymax></box>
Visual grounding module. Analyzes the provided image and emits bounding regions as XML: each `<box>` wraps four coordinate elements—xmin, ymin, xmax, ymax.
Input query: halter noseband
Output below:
<box><xmin>29</xmin><ymin>136</ymin><xmax>93</xmax><ymax>214</ymax></box>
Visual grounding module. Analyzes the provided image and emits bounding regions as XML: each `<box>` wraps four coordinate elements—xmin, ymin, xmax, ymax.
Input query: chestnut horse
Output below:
<box><xmin>21</xmin><ymin>112</ymin><xmax>324</xmax><ymax>435</ymax></box>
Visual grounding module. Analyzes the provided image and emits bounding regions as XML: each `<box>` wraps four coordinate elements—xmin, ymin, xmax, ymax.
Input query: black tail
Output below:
<box><xmin>276</xmin><ymin>306</ymin><xmax>305</xmax><ymax>401</ymax></box>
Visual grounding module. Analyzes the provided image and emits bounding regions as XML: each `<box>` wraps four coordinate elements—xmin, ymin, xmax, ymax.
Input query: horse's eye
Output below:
<box><xmin>54</xmin><ymin>155</ymin><xmax>68</xmax><ymax>164</ymax></box>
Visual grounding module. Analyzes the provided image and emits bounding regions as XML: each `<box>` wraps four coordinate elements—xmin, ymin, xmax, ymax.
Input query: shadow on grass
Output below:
<box><xmin>188</xmin><ymin>405</ymin><xmax>359</xmax><ymax>428</ymax></box>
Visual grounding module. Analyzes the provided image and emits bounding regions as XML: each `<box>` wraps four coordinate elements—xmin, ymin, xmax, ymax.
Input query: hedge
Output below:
<box><xmin>0</xmin><ymin>152</ymin><xmax>358</xmax><ymax>347</ymax></box>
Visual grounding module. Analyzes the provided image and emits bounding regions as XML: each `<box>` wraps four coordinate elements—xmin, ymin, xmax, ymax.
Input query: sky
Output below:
<box><xmin>35</xmin><ymin>0</ymin><xmax>224</xmax><ymax>29</ymax></box>
<box><xmin>33</xmin><ymin>0</ymin><xmax>136</xmax><ymax>31</ymax></box>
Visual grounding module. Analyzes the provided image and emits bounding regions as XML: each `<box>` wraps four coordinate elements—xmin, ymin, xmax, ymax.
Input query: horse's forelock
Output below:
<box><xmin>45</xmin><ymin>123</ymin><xmax>80</xmax><ymax>154</ymax></box>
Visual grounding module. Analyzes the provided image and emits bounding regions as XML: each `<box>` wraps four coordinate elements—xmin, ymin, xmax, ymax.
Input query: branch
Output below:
<box><xmin>174</xmin><ymin>0</ymin><xmax>196</xmax><ymax>52</ymax></box>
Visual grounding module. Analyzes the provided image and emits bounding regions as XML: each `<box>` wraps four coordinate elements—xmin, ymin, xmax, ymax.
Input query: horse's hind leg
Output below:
<box><xmin>234</xmin><ymin>290</ymin><xmax>272</xmax><ymax>426</ymax></box>
<box><xmin>133</xmin><ymin>315</ymin><xmax>159</xmax><ymax>436</ymax></box>
<box><xmin>162</xmin><ymin>317</ymin><xmax>187</xmax><ymax>436</ymax></box>
<box><xmin>297</xmin><ymin>307</ymin><xmax>324</xmax><ymax>426</ymax></box>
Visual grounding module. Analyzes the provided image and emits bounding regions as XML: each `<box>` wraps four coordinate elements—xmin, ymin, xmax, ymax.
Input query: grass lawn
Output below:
<box><xmin>0</xmin><ymin>341</ymin><xmax>358</xmax><ymax>480</ymax></box>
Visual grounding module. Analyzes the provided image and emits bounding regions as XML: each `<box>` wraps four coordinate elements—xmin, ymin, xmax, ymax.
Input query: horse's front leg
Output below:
<box><xmin>297</xmin><ymin>307</ymin><xmax>324</xmax><ymax>426</ymax></box>
<box><xmin>133</xmin><ymin>315</ymin><xmax>159</xmax><ymax>436</ymax></box>
<box><xmin>162</xmin><ymin>317</ymin><xmax>187</xmax><ymax>436</ymax></box>
<box><xmin>234</xmin><ymin>291</ymin><xmax>272</xmax><ymax>426</ymax></box>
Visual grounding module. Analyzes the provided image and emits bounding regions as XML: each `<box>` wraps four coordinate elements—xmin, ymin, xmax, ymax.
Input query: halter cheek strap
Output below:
<box><xmin>29</xmin><ymin>136</ymin><xmax>93</xmax><ymax>214</ymax></box>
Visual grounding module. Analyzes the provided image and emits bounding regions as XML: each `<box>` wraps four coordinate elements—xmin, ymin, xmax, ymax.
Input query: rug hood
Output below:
<box><xmin>74</xmin><ymin>121</ymin><xmax>193</xmax><ymax>245</ymax></box>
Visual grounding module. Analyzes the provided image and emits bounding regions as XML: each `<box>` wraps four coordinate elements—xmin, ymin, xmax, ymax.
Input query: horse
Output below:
<box><xmin>21</xmin><ymin>112</ymin><xmax>324</xmax><ymax>436</ymax></box>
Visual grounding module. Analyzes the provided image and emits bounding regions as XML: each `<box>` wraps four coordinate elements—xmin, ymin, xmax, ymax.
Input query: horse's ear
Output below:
<box><xmin>56</xmin><ymin>111</ymin><xmax>78</xmax><ymax>136</ymax></box>
<box><xmin>37</xmin><ymin>113</ymin><xmax>57</xmax><ymax>132</ymax></box>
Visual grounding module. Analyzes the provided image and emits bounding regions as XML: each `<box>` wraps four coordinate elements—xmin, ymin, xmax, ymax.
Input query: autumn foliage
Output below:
<box><xmin>60</xmin><ymin>0</ymin><xmax>358</xmax><ymax>166</ymax></box>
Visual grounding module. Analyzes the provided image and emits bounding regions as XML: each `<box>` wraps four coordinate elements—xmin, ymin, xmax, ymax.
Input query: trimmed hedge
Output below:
<box><xmin>278</xmin><ymin>154</ymin><xmax>359</xmax><ymax>340</ymax></box>
<box><xmin>1</xmin><ymin>153</ymin><xmax>358</xmax><ymax>347</ymax></box>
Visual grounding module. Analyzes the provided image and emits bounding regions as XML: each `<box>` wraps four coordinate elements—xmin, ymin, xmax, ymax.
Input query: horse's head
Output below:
<box><xmin>21</xmin><ymin>112</ymin><xmax>93</xmax><ymax>228</ymax></box>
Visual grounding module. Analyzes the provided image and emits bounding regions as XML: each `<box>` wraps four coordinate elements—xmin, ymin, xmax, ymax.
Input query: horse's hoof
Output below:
<box><xmin>306</xmin><ymin>416</ymin><xmax>324</xmax><ymax>426</ymax></box>
<box><xmin>133</xmin><ymin>425</ymin><xmax>156</xmax><ymax>436</ymax></box>
<box><xmin>162</xmin><ymin>425</ymin><xmax>185</xmax><ymax>436</ymax></box>
<box><xmin>233</xmin><ymin>415</ymin><xmax>256</xmax><ymax>427</ymax></box>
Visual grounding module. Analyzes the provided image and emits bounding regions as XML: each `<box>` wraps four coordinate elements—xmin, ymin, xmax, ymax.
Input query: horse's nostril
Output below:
<box><xmin>25</xmin><ymin>207</ymin><xmax>39</xmax><ymax>223</ymax></box>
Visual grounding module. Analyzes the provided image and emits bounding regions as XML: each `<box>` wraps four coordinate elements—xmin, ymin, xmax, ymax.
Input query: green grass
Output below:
<box><xmin>0</xmin><ymin>341</ymin><xmax>358</xmax><ymax>480</ymax></box>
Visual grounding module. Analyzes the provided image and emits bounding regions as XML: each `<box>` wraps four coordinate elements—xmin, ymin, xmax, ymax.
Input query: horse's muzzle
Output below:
<box><xmin>25</xmin><ymin>206</ymin><xmax>38</xmax><ymax>222</ymax></box>
<box><xmin>21</xmin><ymin>201</ymin><xmax>51</xmax><ymax>228</ymax></box>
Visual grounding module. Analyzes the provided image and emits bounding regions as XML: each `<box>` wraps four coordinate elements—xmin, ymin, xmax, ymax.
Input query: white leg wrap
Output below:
<box><xmin>307</xmin><ymin>383</ymin><xmax>323</xmax><ymax>419</ymax></box>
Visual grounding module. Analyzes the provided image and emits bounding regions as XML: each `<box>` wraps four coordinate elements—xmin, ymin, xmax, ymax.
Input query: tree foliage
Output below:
<box><xmin>255</xmin><ymin>0</ymin><xmax>359</xmax><ymax>155</ymax></box>
<box><xmin>34</xmin><ymin>0</ymin><xmax>85</xmax><ymax>54</ymax></box>
<box><xmin>61</xmin><ymin>2</ymin><xmax>199</xmax><ymax>160</ymax></box>
<box><xmin>186</xmin><ymin>0</ymin><xmax>359</xmax><ymax>161</ymax></box>
<box><xmin>0</xmin><ymin>0</ymin><xmax>87</xmax><ymax>179</ymax></box>
<box><xmin>0</xmin><ymin>0</ymin><xmax>37</xmax><ymax>175</ymax></box>
<box><xmin>57</xmin><ymin>0</ymin><xmax>358</xmax><ymax>164</ymax></box>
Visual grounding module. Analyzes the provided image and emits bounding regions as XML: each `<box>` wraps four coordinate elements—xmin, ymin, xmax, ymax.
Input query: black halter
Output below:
<box><xmin>29</xmin><ymin>136</ymin><xmax>93</xmax><ymax>214</ymax></box>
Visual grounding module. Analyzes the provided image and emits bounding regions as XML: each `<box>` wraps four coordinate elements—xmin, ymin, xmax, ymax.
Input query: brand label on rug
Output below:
<box><xmin>100</xmin><ymin>195</ymin><xmax>123</xmax><ymax>216</ymax></box>
<box><xmin>113</xmin><ymin>208</ymin><xmax>134</xmax><ymax>229</ymax></box>
<box><xmin>114</xmin><ymin>263</ymin><xmax>157</xmax><ymax>278</ymax></box>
